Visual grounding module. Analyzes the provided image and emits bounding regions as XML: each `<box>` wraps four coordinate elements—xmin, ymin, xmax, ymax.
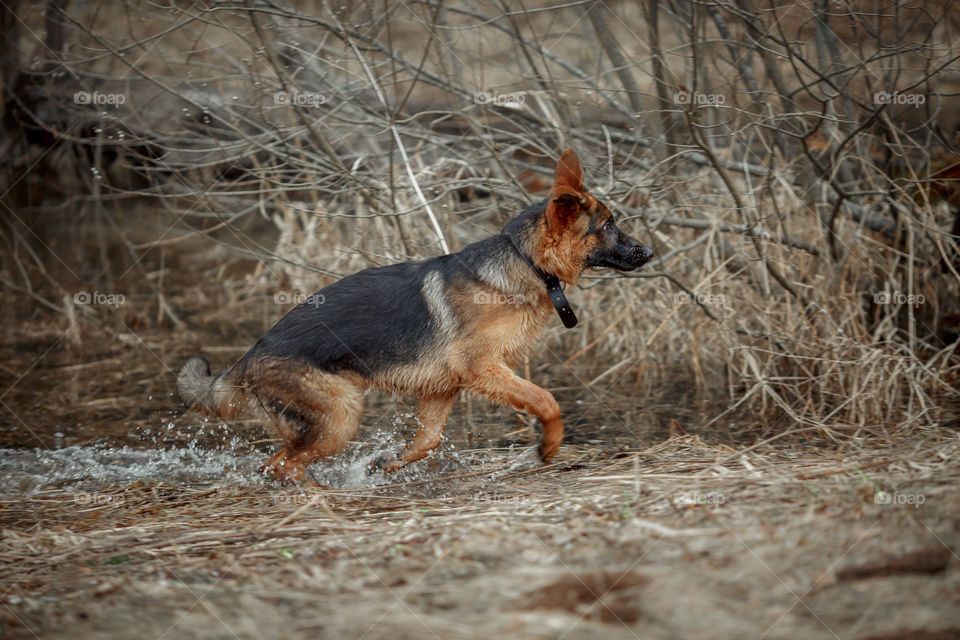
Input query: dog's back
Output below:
<box><xmin>240</xmin><ymin>260</ymin><xmax>439</xmax><ymax>379</ymax></box>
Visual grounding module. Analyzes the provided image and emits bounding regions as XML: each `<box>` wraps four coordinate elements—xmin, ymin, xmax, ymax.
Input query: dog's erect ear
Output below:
<box><xmin>546</xmin><ymin>192</ymin><xmax>583</xmax><ymax>231</ymax></box>
<box><xmin>554</xmin><ymin>148</ymin><xmax>583</xmax><ymax>191</ymax></box>
<box><xmin>546</xmin><ymin>149</ymin><xmax>587</xmax><ymax>230</ymax></box>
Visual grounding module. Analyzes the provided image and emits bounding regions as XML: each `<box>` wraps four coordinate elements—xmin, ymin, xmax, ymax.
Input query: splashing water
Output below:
<box><xmin>0</xmin><ymin>440</ymin><xmax>525</xmax><ymax>497</ymax></box>
<box><xmin>0</xmin><ymin>410</ymin><xmax>540</xmax><ymax>496</ymax></box>
<box><xmin>307</xmin><ymin>423</ymin><xmax>476</xmax><ymax>492</ymax></box>
<box><xmin>0</xmin><ymin>442</ymin><xmax>265</xmax><ymax>496</ymax></box>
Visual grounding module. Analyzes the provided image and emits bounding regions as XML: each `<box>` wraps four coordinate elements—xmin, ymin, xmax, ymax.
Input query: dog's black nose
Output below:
<box><xmin>639</xmin><ymin>244</ymin><xmax>654</xmax><ymax>263</ymax></box>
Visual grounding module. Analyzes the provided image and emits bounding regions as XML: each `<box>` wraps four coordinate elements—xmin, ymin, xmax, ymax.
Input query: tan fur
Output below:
<box><xmin>233</xmin><ymin>358</ymin><xmax>365</xmax><ymax>484</ymax></box>
<box><xmin>537</xmin><ymin>153</ymin><xmax>610</xmax><ymax>285</ymax></box>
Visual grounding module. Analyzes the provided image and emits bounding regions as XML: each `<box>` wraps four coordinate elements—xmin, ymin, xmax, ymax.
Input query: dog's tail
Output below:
<box><xmin>177</xmin><ymin>356</ymin><xmax>245</xmax><ymax>419</ymax></box>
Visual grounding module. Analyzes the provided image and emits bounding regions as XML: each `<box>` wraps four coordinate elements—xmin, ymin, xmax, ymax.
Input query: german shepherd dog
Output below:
<box><xmin>177</xmin><ymin>149</ymin><xmax>653</xmax><ymax>484</ymax></box>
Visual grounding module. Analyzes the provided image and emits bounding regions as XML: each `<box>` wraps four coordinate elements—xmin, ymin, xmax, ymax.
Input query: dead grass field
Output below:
<box><xmin>2</xmin><ymin>1</ymin><xmax>960</xmax><ymax>637</ymax></box>
<box><xmin>3</xmin><ymin>434</ymin><xmax>959</xmax><ymax>639</ymax></box>
<box><xmin>1</xmin><ymin>242</ymin><xmax>959</xmax><ymax>640</ymax></box>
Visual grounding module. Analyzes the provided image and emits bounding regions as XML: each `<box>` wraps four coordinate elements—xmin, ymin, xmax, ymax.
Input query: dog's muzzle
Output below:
<box><xmin>587</xmin><ymin>232</ymin><xmax>654</xmax><ymax>271</ymax></box>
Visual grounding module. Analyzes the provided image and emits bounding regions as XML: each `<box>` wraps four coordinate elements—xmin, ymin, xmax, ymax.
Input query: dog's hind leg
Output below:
<box><xmin>373</xmin><ymin>393</ymin><xmax>457</xmax><ymax>473</ymax></box>
<box><xmin>248</xmin><ymin>360</ymin><xmax>364</xmax><ymax>484</ymax></box>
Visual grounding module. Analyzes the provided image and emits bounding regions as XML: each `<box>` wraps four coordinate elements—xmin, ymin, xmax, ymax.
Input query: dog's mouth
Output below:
<box><xmin>586</xmin><ymin>237</ymin><xmax>654</xmax><ymax>271</ymax></box>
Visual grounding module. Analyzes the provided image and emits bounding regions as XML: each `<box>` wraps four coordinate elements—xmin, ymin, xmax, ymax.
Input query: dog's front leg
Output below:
<box><xmin>373</xmin><ymin>394</ymin><xmax>458</xmax><ymax>473</ymax></box>
<box><xmin>467</xmin><ymin>364</ymin><xmax>564</xmax><ymax>463</ymax></box>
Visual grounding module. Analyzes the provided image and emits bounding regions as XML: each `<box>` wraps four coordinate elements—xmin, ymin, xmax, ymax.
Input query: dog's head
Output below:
<box><xmin>532</xmin><ymin>149</ymin><xmax>653</xmax><ymax>284</ymax></box>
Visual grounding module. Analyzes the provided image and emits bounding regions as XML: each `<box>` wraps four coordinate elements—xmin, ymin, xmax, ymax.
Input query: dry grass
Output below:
<box><xmin>2</xmin><ymin>2</ymin><xmax>960</xmax><ymax>638</ymax></box>
<box><xmin>3</xmin><ymin>435</ymin><xmax>959</xmax><ymax>639</ymax></box>
<box><xmin>6</xmin><ymin>0</ymin><xmax>957</xmax><ymax>441</ymax></box>
<box><xmin>2</xmin><ymin>269</ymin><xmax>956</xmax><ymax>639</ymax></box>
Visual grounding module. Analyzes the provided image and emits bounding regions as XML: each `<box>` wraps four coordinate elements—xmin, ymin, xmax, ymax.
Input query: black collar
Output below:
<box><xmin>506</xmin><ymin>234</ymin><xmax>578</xmax><ymax>329</ymax></box>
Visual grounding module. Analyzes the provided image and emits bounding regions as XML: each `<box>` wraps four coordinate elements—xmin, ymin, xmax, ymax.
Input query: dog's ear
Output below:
<box><xmin>546</xmin><ymin>149</ymin><xmax>587</xmax><ymax>230</ymax></box>
<box><xmin>546</xmin><ymin>191</ymin><xmax>584</xmax><ymax>231</ymax></box>
<box><xmin>554</xmin><ymin>148</ymin><xmax>583</xmax><ymax>191</ymax></box>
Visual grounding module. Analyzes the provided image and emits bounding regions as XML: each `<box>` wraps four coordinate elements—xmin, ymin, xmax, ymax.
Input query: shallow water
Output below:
<box><xmin>0</xmin><ymin>437</ymin><xmax>529</xmax><ymax>497</ymax></box>
<box><xmin>0</xmin><ymin>443</ymin><xmax>266</xmax><ymax>496</ymax></box>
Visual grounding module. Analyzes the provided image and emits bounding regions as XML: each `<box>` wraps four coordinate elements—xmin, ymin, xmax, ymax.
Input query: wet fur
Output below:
<box><xmin>177</xmin><ymin>149</ymin><xmax>653</xmax><ymax>484</ymax></box>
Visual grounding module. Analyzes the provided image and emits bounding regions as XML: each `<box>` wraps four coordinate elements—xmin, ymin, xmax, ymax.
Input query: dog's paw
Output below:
<box><xmin>260</xmin><ymin>458</ymin><xmax>307</xmax><ymax>486</ymax></box>
<box><xmin>368</xmin><ymin>452</ymin><xmax>400</xmax><ymax>475</ymax></box>
<box><xmin>538</xmin><ymin>443</ymin><xmax>559</xmax><ymax>465</ymax></box>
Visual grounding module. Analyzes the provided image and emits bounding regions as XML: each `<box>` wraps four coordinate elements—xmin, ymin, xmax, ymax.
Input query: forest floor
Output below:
<box><xmin>1</xmin><ymin>237</ymin><xmax>959</xmax><ymax>640</ymax></box>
